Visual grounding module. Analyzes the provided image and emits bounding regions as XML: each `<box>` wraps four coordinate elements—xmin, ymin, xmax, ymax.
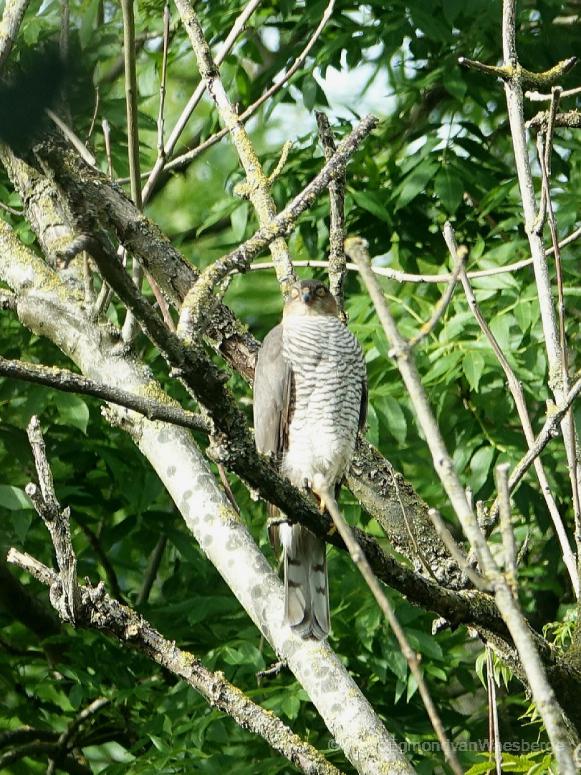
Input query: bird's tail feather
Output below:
<box><xmin>281</xmin><ymin>523</ymin><xmax>329</xmax><ymax>640</ymax></box>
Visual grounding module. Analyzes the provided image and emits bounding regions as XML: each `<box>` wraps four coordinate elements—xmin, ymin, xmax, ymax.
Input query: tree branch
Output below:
<box><xmin>315</xmin><ymin>112</ymin><xmax>347</xmax><ymax>319</ymax></box>
<box><xmin>0</xmin><ymin>355</ymin><xmax>209</xmax><ymax>433</ymax></box>
<box><xmin>0</xmin><ymin>0</ymin><xmax>31</xmax><ymax>72</ymax></box>
<box><xmin>348</xmin><ymin>232</ymin><xmax>579</xmax><ymax>772</ymax></box>
<box><xmin>7</xmin><ymin>548</ymin><xmax>343</xmax><ymax>775</ymax></box>
<box><xmin>174</xmin><ymin>0</ymin><xmax>297</xmax><ymax>293</ymax></box>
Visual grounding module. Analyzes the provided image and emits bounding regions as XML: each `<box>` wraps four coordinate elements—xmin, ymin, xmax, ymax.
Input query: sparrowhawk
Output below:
<box><xmin>253</xmin><ymin>279</ymin><xmax>367</xmax><ymax>639</ymax></box>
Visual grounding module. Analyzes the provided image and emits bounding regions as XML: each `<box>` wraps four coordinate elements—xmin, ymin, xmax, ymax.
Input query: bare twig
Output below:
<box><xmin>536</xmin><ymin>91</ymin><xmax>581</xmax><ymax>571</ymax></box>
<box><xmin>0</xmin><ymin>0</ymin><xmax>31</xmax><ymax>72</ymax></box>
<box><xmin>348</xmin><ymin>235</ymin><xmax>578</xmax><ymax>772</ymax></box>
<box><xmin>136</xmin><ymin>536</ymin><xmax>167</xmax><ymax>606</ymax></box>
<box><xmin>156</xmin><ymin>4</ymin><xmax>170</xmax><ymax>161</ymax></box>
<box><xmin>6</xmin><ymin>549</ymin><xmax>342</xmax><ymax>775</ymax></box>
<box><xmin>507</xmin><ymin>375</ymin><xmax>581</xmax><ymax>497</ymax></box>
<box><xmin>315</xmin><ymin>112</ymin><xmax>347</xmax><ymax>319</ymax></box>
<box><xmin>409</xmin><ymin>244</ymin><xmax>467</xmax><ymax>348</ymax></box>
<box><xmin>498</xmin><ymin>0</ymin><xmax>581</xmax><ymax>599</ymax></box>
<box><xmin>0</xmin><ymin>356</ymin><xmax>209</xmax><ymax>433</ymax></box>
<box><xmin>313</xmin><ymin>485</ymin><xmax>462</xmax><ymax>775</ymax></box>
<box><xmin>486</xmin><ymin>649</ymin><xmax>502</xmax><ymax>775</ymax></box>
<box><xmin>248</xmin><ymin>221</ymin><xmax>581</xmax><ymax>283</ymax></box>
<box><xmin>0</xmin><ymin>200</ymin><xmax>23</xmax><ymax>216</ymax></box>
<box><xmin>46</xmin><ymin>110</ymin><xmax>97</xmax><ymax>166</ymax></box>
<box><xmin>174</xmin><ymin>0</ymin><xmax>297</xmax><ymax>294</ymax></box>
<box><xmin>146</xmin><ymin>0</ymin><xmax>336</xmax><ymax>184</ymax></box>
<box><xmin>141</xmin><ymin>0</ymin><xmax>263</xmax><ymax>204</ymax></box>
<box><xmin>25</xmin><ymin>416</ymin><xmax>81</xmax><ymax>623</ymax></box>
<box><xmin>495</xmin><ymin>464</ymin><xmax>517</xmax><ymax>590</ymax></box>
<box><xmin>120</xmin><ymin>0</ymin><xmax>143</xmax><ymax>344</ymax></box>
<box><xmin>443</xmin><ymin>222</ymin><xmax>579</xmax><ymax>595</ymax></box>
<box><xmin>526</xmin><ymin>85</ymin><xmax>581</xmax><ymax>101</ymax></box>
<box><xmin>46</xmin><ymin>698</ymin><xmax>110</xmax><ymax>775</ymax></box>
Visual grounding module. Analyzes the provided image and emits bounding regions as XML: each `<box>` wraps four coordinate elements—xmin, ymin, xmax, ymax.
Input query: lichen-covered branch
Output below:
<box><xmin>348</xmin><ymin>234</ymin><xmax>580</xmax><ymax>772</ymax></box>
<box><xmin>6</xmin><ymin>549</ymin><xmax>342</xmax><ymax>775</ymax></box>
<box><xmin>25</xmin><ymin>416</ymin><xmax>81</xmax><ymax>622</ymax></box>
<box><xmin>528</xmin><ymin>108</ymin><xmax>581</xmax><ymax>129</ymax></box>
<box><xmin>173</xmin><ymin>0</ymin><xmax>296</xmax><ymax>293</ymax></box>
<box><xmin>0</xmin><ymin>356</ymin><xmax>209</xmax><ymax>433</ymax></box>
<box><xmin>0</xmin><ymin>0</ymin><xmax>30</xmax><ymax>71</ymax></box>
<box><xmin>0</xmin><ymin>218</ymin><xmax>414</xmax><ymax>775</ymax></box>
<box><xmin>315</xmin><ymin>112</ymin><xmax>347</xmax><ymax>318</ymax></box>
<box><xmin>458</xmin><ymin>54</ymin><xmax>577</xmax><ymax>88</ymax></box>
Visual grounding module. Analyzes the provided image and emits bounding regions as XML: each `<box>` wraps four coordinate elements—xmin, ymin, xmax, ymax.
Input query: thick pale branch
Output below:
<box><xmin>0</xmin><ymin>0</ymin><xmax>30</xmax><ymax>71</ymax></box>
<box><xmin>6</xmin><ymin>549</ymin><xmax>342</xmax><ymax>775</ymax></box>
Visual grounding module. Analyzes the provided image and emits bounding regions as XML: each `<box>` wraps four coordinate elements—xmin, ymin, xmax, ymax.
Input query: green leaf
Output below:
<box><xmin>280</xmin><ymin>694</ymin><xmax>301</xmax><ymax>720</ymax></box>
<box><xmin>489</xmin><ymin>314</ymin><xmax>512</xmax><ymax>351</ymax></box>
<box><xmin>443</xmin><ymin>0</ymin><xmax>464</xmax><ymax>25</ymax></box>
<box><xmin>377</xmin><ymin>396</ymin><xmax>407</xmax><ymax>444</ymax></box>
<box><xmin>443</xmin><ymin>67</ymin><xmax>467</xmax><ymax>101</ymax></box>
<box><xmin>350</xmin><ymin>189</ymin><xmax>392</xmax><ymax>224</ymax></box>
<box><xmin>469</xmin><ymin>446</ymin><xmax>494</xmax><ymax>493</ymax></box>
<box><xmin>462</xmin><ymin>351</ymin><xmax>485</xmax><ymax>391</ymax></box>
<box><xmin>302</xmin><ymin>79</ymin><xmax>317</xmax><ymax>111</ymax></box>
<box><xmin>54</xmin><ymin>393</ymin><xmax>90</xmax><ymax>434</ymax></box>
<box><xmin>434</xmin><ymin>166</ymin><xmax>464</xmax><ymax>213</ymax></box>
<box><xmin>230</xmin><ymin>202</ymin><xmax>248</xmax><ymax>241</ymax></box>
<box><xmin>0</xmin><ymin>485</ymin><xmax>33</xmax><ymax>510</ymax></box>
<box><xmin>393</xmin><ymin>160</ymin><xmax>438</xmax><ymax>210</ymax></box>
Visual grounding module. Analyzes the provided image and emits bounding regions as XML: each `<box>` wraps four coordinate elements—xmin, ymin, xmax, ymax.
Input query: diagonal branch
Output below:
<box><xmin>348</xmin><ymin>234</ymin><xmax>579</xmax><ymax>773</ymax></box>
<box><xmin>6</xmin><ymin>548</ymin><xmax>342</xmax><ymax>775</ymax></box>
<box><xmin>174</xmin><ymin>0</ymin><xmax>296</xmax><ymax>292</ymax></box>
<box><xmin>0</xmin><ymin>0</ymin><xmax>31</xmax><ymax>71</ymax></box>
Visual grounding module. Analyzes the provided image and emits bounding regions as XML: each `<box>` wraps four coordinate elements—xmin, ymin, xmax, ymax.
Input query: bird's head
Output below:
<box><xmin>283</xmin><ymin>280</ymin><xmax>338</xmax><ymax>318</ymax></box>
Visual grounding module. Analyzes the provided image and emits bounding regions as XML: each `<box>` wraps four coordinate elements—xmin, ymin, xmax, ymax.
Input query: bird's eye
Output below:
<box><xmin>316</xmin><ymin>286</ymin><xmax>326</xmax><ymax>297</ymax></box>
<box><xmin>291</xmin><ymin>287</ymin><xmax>300</xmax><ymax>299</ymax></box>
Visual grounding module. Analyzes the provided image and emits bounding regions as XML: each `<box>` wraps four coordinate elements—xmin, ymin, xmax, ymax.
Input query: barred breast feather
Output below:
<box><xmin>281</xmin><ymin>315</ymin><xmax>366</xmax><ymax>491</ymax></box>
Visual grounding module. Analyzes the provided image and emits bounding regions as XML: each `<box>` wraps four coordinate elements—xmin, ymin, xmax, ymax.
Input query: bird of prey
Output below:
<box><xmin>253</xmin><ymin>279</ymin><xmax>367</xmax><ymax>639</ymax></box>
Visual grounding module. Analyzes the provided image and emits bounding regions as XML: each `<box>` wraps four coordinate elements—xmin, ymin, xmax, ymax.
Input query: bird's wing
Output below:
<box><xmin>253</xmin><ymin>323</ymin><xmax>293</xmax><ymax>461</ymax></box>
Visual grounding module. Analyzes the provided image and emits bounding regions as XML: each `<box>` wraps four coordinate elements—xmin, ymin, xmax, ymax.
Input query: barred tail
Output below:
<box><xmin>280</xmin><ymin>523</ymin><xmax>329</xmax><ymax>640</ymax></box>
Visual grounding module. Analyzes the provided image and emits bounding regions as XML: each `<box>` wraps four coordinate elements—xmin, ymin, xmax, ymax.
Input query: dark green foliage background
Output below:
<box><xmin>1</xmin><ymin>0</ymin><xmax>580</xmax><ymax>772</ymax></box>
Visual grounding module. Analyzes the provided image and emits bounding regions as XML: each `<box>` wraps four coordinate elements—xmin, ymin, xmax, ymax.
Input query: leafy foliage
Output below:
<box><xmin>1</xmin><ymin>0</ymin><xmax>580</xmax><ymax>773</ymax></box>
